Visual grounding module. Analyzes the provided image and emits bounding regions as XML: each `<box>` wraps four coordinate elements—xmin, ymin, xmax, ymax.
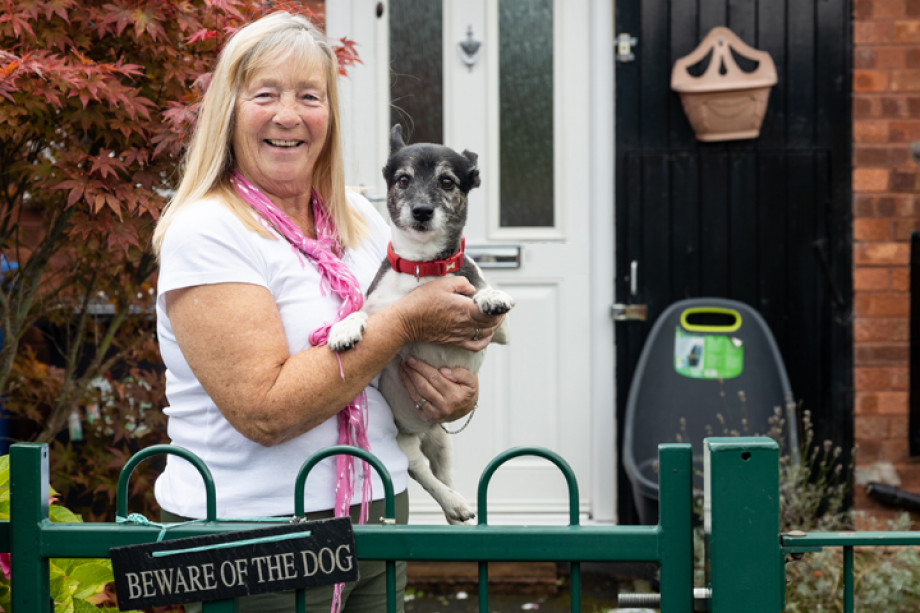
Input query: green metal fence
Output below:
<box><xmin>1</xmin><ymin>437</ymin><xmax>914</xmax><ymax>612</ymax></box>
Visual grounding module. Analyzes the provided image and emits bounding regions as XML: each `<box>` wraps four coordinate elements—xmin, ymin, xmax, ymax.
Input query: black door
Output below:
<box><xmin>614</xmin><ymin>0</ymin><xmax>853</xmax><ymax>523</ymax></box>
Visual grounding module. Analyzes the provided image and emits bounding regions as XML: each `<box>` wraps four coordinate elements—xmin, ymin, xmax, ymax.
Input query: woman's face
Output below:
<box><xmin>232</xmin><ymin>58</ymin><xmax>329</xmax><ymax>201</ymax></box>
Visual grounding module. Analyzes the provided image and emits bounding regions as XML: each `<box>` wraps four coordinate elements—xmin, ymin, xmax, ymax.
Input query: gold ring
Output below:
<box><xmin>473</xmin><ymin>328</ymin><xmax>482</xmax><ymax>341</ymax></box>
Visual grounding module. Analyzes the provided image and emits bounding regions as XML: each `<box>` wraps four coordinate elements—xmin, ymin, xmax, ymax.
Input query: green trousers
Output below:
<box><xmin>159</xmin><ymin>492</ymin><xmax>409</xmax><ymax>613</ymax></box>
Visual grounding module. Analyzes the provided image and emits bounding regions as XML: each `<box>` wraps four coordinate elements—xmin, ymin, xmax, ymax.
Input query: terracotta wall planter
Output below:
<box><xmin>671</xmin><ymin>27</ymin><xmax>777</xmax><ymax>142</ymax></box>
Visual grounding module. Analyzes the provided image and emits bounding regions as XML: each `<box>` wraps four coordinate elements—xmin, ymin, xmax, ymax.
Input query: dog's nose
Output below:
<box><xmin>412</xmin><ymin>206</ymin><xmax>434</xmax><ymax>222</ymax></box>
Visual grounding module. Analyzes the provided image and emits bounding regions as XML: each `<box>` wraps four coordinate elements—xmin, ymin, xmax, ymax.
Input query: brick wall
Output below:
<box><xmin>852</xmin><ymin>0</ymin><xmax>920</xmax><ymax>514</ymax></box>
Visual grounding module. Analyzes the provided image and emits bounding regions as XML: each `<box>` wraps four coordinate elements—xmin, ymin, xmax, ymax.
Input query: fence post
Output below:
<box><xmin>10</xmin><ymin>443</ymin><xmax>52</xmax><ymax>612</ymax></box>
<box><xmin>657</xmin><ymin>443</ymin><xmax>694</xmax><ymax>613</ymax></box>
<box><xmin>705</xmin><ymin>437</ymin><xmax>783</xmax><ymax>612</ymax></box>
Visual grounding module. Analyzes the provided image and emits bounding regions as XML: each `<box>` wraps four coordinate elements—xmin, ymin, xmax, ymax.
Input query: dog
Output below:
<box><xmin>328</xmin><ymin>125</ymin><xmax>514</xmax><ymax>524</ymax></box>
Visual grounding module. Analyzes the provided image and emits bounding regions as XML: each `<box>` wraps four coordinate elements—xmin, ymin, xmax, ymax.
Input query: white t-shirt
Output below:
<box><xmin>155</xmin><ymin>190</ymin><xmax>408</xmax><ymax>518</ymax></box>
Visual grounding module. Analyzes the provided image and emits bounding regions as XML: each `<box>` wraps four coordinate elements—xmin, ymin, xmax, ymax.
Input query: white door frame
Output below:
<box><xmin>328</xmin><ymin>0</ymin><xmax>616</xmax><ymax>524</ymax></box>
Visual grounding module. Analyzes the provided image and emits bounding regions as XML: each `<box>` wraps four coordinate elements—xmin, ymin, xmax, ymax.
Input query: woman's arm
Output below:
<box><xmin>166</xmin><ymin>275</ymin><xmax>502</xmax><ymax>446</ymax></box>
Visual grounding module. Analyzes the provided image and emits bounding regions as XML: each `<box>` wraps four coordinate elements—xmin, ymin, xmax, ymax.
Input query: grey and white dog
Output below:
<box><xmin>328</xmin><ymin>125</ymin><xmax>514</xmax><ymax>524</ymax></box>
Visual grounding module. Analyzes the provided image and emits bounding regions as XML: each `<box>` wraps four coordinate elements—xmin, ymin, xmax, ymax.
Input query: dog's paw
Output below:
<box><xmin>444</xmin><ymin>494</ymin><xmax>476</xmax><ymax>525</ymax></box>
<box><xmin>473</xmin><ymin>288</ymin><xmax>515</xmax><ymax>315</ymax></box>
<box><xmin>327</xmin><ymin>312</ymin><xmax>368</xmax><ymax>351</ymax></box>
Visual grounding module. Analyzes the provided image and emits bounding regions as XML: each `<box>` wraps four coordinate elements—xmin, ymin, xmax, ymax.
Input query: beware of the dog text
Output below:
<box><xmin>110</xmin><ymin>517</ymin><xmax>358</xmax><ymax>610</ymax></box>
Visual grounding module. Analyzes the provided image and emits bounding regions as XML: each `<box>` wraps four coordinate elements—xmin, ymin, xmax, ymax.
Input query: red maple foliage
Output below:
<box><xmin>0</xmin><ymin>0</ymin><xmax>357</xmax><ymax>518</ymax></box>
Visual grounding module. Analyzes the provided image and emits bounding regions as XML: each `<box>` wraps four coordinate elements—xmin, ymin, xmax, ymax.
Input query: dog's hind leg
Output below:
<box><xmin>420</xmin><ymin>427</ymin><xmax>455</xmax><ymax>488</ymax></box>
<box><xmin>398</xmin><ymin>432</ymin><xmax>475</xmax><ymax>525</ymax></box>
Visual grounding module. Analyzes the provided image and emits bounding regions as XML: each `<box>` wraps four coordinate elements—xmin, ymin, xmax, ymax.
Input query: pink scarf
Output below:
<box><xmin>231</xmin><ymin>172</ymin><xmax>371</xmax><ymax>609</ymax></box>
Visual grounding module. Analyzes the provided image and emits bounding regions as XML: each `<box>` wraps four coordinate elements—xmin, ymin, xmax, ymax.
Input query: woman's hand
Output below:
<box><xmin>398</xmin><ymin>355</ymin><xmax>478</xmax><ymax>423</ymax></box>
<box><xmin>392</xmin><ymin>276</ymin><xmax>506</xmax><ymax>351</ymax></box>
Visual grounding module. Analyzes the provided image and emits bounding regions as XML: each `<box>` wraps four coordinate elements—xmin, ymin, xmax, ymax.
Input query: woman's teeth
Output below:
<box><xmin>266</xmin><ymin>139</ymin><xmax>301</xmax><ymax>147</ymax></box>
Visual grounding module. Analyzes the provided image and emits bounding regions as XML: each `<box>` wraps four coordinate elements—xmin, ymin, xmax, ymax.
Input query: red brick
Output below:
<box><xmin>894</xmin><ymin>465</ymin><xmax>920</xmax><ymax>491</ymax></box>
<box><xmin>885</xmin><ymin>195</ymin><xmax>920</xmax><ymax>216</ymax></box>
<box><xmin>891</xmin><ymin>367</ymin><xmax>910</xmax><ymax>388</ymax></box>
<box><xmin>854</xmin><ymin>144</ymin><xmax>909</xmax><ymax>166</ymax></box>
<box><xmin>877</xmin><ymin>46</ymin><xmax>909</xmax><ymax>69</ymax></box>
<box><xmin>854</xmin><ymin>217</ymin><xmax>892</xmax><ymax>240</ymax></box>
<box><xmin>889</xmin><ymin>120</ymin><xmax>920</xmax><ymax>140</ymax></box>
<box><xmin>889</xmin><ymin>414</ymin><xmax>909</xmax><ymax>433</ymax></box>
<box><xmin>856</xmin><ymin>21</ymin><xmax>893</xmax><ymax>44</ymax></box>
<box><xmin>857</xmin><ymin>391</ymin><xmax>908</xmax><ymax>415</ymax></box>
<box><xmin>873</xmin><ymin>0</ymin><xmax>909</xmax><ymax>19</ymax></box>
<box><xmin>854</xmin><ymin>291</ymin><xmax>910</xmax><ymax>315</ymax></box>
<box><xmin>854</xmin><ymin>95</ymin><xmax>876</xmax><ymax>118</ymax></box>
<box><xmin>854</xmin><ymin>120</ymin><xmax>891</xmax><ymax>143</ymax></box>
<box><xmin>854</xmin><ymin>343</ymin><xmax>909</xmax><ymax>365</ymax></box>
<box><xmin>890</xmin><ymin>169</ymin><xmax>920</xmax><ymax>191</ymax></box>
<box><xmin>893</xmin><ymin>21</ymin><xmax>920</xmax><ymax>43</ymax></box>
<box><xmin>855</xmin><ymin>69</ymin><xmax>891</xmax><ymax>92</ymax></box>
<box><xmin>854</xmin><ymin>168</ymin><xmax>890</xmax><ymax>191</ymax></box>
<box><xmin>891</xmin><ymin>267</ymin><xmax>910</xmax><ymax>290</ymax></box>
<box><xmin>854</xmin><ymin>48</ymin><xmax>877</xmax><ymax>69</ymax></box>
<box><xmin>853</xmin><ymin>242</ymin><xmax>910</xmax><ymax>265</ymax></box>
<box><xmin>881</xmin><ymin>95</ymin><xmax>909</xmax><ymax>117</ymax></box>
<box><xmin>854</xmin><ymin>317</ymin><xmax>909</xmax><ymax>342</ymax></box>
<box><xmin>855</xmin><ymin>366</ymin><xmax>894</xmax><ymax>390</ymax></box>
<box><xmin>854</xmin><ymin>438</ymin><xmax>883</xmax><ymax>465</ymax></box>
<box><xmin>854</xmin><ymin>194</ymin><xmax>878</xmax><ymax>216</ymax></box>
<box><xmin>854</xmin><ymin>0</ymin><xmax>873</xmax><ymax>18</ymax></box>
<box><xmin>855</xmin><ymin>413</ymin><xmax>891</xmax><ymax>436</ymax></box>
<box><xmin>908</xmin><ymin>48</ymin><xmax>920</xmax><ymax>68</ymax></box>
<box><xmin>854</xmin><ymin>366</ymin><xmax>909</xmax><ymax>390</ymax></box>
<box><xmin>893</xmin><ymin>218</ymin><xmax>920</xmax><ymax>239</ymax></box>
<box><xmin>880</xmin><ymin>437</ymin><xmax>911</xmax><ymax>462</ymax></box>
<box><xmin>854</xmin><ymin>267</ymin><xmax>891</xmax><ymax>290</ymax></box>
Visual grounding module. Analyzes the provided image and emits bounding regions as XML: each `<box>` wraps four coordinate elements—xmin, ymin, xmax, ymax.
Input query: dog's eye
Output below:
<box><xmin>397</xmin><ymin>175</ymin><xmax>411</xmax><ymax>188</ymax></box>
<box><xmin>440</xmin><ymin>178</ymin><xmax>455</xmax><ymax>190</ymax></box>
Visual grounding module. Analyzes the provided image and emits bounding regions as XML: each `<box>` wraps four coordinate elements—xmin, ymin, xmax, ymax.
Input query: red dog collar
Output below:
<box><xmin>387</xmin><ymin>238</ymin><xmax>465</xmax><ymax>279</ymax></box>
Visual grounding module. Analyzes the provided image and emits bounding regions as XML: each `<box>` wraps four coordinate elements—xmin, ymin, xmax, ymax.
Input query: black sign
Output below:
<box><xmin>110</xmin><ymin>517</ymin><xmax>358</xmax><ymax>610</ymax></box>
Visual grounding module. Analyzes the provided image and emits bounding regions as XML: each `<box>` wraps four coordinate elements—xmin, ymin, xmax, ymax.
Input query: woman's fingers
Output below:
<box><xmin>399</xmin><ymin>356</ymin><xmax>477</xmax><ymax>423</ymax></box>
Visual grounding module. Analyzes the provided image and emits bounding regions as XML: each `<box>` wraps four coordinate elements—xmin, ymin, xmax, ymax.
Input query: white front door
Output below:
<box><xmin>328</xmin><ymin>0</ymin><xmax>615</xmax><ymax>524</ymax></box>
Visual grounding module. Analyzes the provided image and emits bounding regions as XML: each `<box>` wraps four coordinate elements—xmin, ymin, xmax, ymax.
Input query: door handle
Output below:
<box><xmin>630</xmin><ymin>260</ymin><xmax>639</xmax><ymax>296</ymax></box>
<box><xmin>611</xmin><ymin>303</ymin><xmax>648</xmax><ymax>321</ymax></box>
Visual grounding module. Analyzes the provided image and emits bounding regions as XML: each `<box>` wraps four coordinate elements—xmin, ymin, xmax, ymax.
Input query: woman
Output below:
<box><xmin>152</xmin><ymin>11</ymin><xmax>503</xmax><ymax>612</ymax></box>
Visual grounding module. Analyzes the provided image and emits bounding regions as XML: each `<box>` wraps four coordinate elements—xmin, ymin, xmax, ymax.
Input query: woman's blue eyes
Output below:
<box><xmin>251</xmin><ymin>91</ymin><xmax>321</xmax><ymax>102</ymax></box>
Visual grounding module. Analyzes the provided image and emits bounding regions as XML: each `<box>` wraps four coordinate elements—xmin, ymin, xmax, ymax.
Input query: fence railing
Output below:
<box><xmin>1</xmin><ymin>437</ymin><xmax>915</xmax><ymax>612</ymax></box>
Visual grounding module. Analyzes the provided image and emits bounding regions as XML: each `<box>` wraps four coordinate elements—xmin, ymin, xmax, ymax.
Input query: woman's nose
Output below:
<box><xmin>272</xmin><ymin>95</ymin><xmax>301</xmax><ymax>126</ymax></box>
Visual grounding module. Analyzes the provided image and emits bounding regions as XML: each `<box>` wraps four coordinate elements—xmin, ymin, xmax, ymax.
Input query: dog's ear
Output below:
<box><xmin>390</xmin><ymin>124</ymin><xmax>406</xmax><ymax>154</ymax></box>
<box><xmin>462</xmin><ymin>150</ymin><xmax>481</xmax><ymax>189</ymax></box>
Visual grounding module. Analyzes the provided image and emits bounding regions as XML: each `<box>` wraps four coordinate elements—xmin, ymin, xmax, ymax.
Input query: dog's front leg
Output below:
<box><xmin>327</xmin><ymin>311</ymin><xmax>369</xmax><ymax>351</ymax></box>
<box><xmin>472</xmin><ymin>288</ymin><xmax>514</xmax><ymax>315</ymax></box>
<box><xmin>472</xmin><ymin>288</ymin><xmax>514</xmax><ymax>345</ymax></box>
<box><xmin>398</xmin><ymin>432</ymin><xmax>475</xmax><ymax>525</ymax></box>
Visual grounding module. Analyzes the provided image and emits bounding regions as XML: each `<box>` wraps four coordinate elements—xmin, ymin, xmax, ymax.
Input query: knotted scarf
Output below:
<box><xmin>231</xmin><ymin>171</ymin><xmax>371</xmax><ymax>611</ymax></box>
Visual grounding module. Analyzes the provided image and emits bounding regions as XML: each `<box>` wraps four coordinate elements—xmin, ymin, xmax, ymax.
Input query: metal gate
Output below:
<box><xmin>4</xmin><ymin>438</ymin><xmax>916</xmax><ymax>612</ymax></box>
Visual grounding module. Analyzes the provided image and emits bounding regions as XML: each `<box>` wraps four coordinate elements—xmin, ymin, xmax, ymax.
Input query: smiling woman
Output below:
<box><xmin>148</xmin><ymin>10</ymin><xmax>505</xmax><ymax>613</ymax></box>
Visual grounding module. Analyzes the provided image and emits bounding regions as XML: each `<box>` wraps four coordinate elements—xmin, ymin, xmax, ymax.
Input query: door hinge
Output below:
<box><xmin>615</xmin><ymin>33</ymin><xmax>638</xmax><ymax>63</ymax></box>
<box><xmin>611</xmin><ymin>303</ymin><xmax>648</xmax><ymax>322</ymax></box>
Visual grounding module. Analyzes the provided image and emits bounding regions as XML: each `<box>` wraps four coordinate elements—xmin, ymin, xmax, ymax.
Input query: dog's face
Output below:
<box><xmin>383</xmin><ymin>125</ymin><xmax>480</xmax><ymax>255</ymax></box>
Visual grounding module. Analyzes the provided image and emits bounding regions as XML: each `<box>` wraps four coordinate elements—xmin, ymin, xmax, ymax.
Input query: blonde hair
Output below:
<box><xmin>153</xmin><ymin>11</ymin><xmax>366</xmax><ymax>256</ymax></box>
